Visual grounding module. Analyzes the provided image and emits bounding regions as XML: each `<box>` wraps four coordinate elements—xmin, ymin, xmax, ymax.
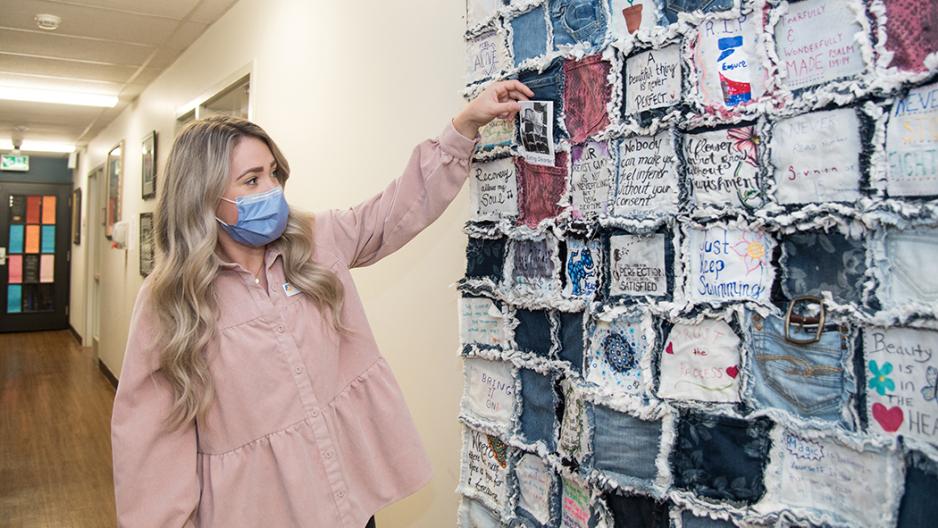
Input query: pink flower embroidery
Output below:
<box><xmin>727</xmin><ymin>126</ymin><xmax>760</xmax><ymax>168</ymax></box>
<box><xmin>732</xmin><ymin>231</ymin><xmax>767</xmax><ymax>274</ymax></box>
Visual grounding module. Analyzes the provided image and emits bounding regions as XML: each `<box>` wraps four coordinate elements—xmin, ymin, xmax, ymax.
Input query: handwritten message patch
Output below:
<box><xmin>686</xmin><ymin>226</ymin><xmax>774</xmax><ymax>304</ymax></box>
<box><xmin>659</xmin><ymin>318</ymin><xmax>742</xmax><ymax>403</ymax></box>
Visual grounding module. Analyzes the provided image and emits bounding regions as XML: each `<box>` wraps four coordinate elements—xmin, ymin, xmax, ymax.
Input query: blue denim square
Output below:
<box><xmin>747</xmin><ymin>312</ymin><xmax>852</xmax><ymax>426</ymax></box>
<box><xmin>661</xmin><ymin>0</ymin><xmax>734</xmax><ymax>24</ymax></box>
<box><xmin>606</xmin><ymin>493</ymin><xmax>670</xmax><ymax>528</ymax></box>
<box><xmin>511</xmin><ymin>7</ymin><xmax>549</xmax><ymax>66</ymax></box>
<box><xmin>518</xmin><ymin>59</ymin><xmax>567</xmax><ymax>140</ymax></box>
<box><xmin>549</xmin><ymin>0</ymin><xmax>608</xmax><ymax>49</ymax></box>
<box><xmin>590</xmin><ymin>404</ymin><xmax>661</xmax><ymax>486</ymax></box>
<box><xmin>515</xmin><ymin>308</ymin><xmax>553</xmax><ymax>357</ymax></box>
<box><xmin>466</xmin><ymin>236</ymin><xmax>507</xmax><ymax>282</ymax></box>
<box><xmin>670</xmin><ymin>411</ymin><xmax>772</xmax><ymax>505</ymax></box>
<box><xmin>558</xmin><ymin>311</ymin><xmax>585</xmax><ymax>372</ymax></box>
<box><xmin>898</xmin><ymin>451</ymin><xmax>938</xmax><ymax>528</ymax></box>
<box><xmin>520</xmin><ymin>369</ymin><xmax>558</xmax><ymax>450</ymax></box>
<box><xmin>781</xmin><ymin>231</ymin><xmax>866</xmax><ymax>306</ymax></box>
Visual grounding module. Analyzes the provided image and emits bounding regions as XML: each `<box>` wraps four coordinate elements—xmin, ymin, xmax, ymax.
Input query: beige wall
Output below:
<box><xmin>69</xmin><ymin>1</ymin><xmax>470</xmax><ymax>525</ymax></box>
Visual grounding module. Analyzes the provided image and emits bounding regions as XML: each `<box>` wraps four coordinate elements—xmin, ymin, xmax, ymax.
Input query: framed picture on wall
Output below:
<box><xmin>142</xmin><ymin>130</ymin><xmax>157</xmax><ymax>200</ymax></box>
<box><xmin>139</xmin><ymin>212</ymin><xmax>154</xmax><ymax>276</ymax></box>
<box><xmin>71</xmin><ymin>187</ymin><xmax>81</xmax><ymax>245</ymax></box>
<box><xmin>105</xmin><ymin>141</ymin><xmax>123</xmax><ymax>239</ymax></box>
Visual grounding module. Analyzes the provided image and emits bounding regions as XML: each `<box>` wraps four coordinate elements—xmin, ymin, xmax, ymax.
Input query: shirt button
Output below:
<box><xmin>276</xmin><ymin>325</ymin><xmax>285</xmax><ymax>333</ymax></box>
<box><xmin>335</xmin><ymin>490</ymin><xmax>345</xmax><ymax>499</ymax></box>
<box><xmin>323</xmin><ymin>450</ymin><xmax>334</xmax><ymax>459</ymax></box>
<box><xmin>310</xmin><ymin>409</ymin><xmax>319</xmax><ymax>418</ymax></box>
<box><xmin>294</xmin><ymin>366</ymin><xmax>303</xmax><ymax>375</ymax></box>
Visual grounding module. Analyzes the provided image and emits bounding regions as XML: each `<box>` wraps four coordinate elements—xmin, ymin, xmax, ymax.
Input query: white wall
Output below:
<box><xmin>69</xmin><ymin>1</ymin><xmax>470</xmax><ymax>525</ymax></box>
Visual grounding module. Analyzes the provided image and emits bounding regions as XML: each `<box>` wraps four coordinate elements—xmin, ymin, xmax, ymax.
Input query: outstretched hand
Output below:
<box><xmin>453</xmin><ymin>80</ymin><xmax>535</xmax><ymax>140</ymax></box>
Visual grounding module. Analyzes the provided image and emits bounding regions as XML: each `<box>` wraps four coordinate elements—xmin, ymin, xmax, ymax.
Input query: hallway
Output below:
<box><xmin>0</xmin><ymin>330</ymin><xmax>116</xmax><ymax>527</ymax></box>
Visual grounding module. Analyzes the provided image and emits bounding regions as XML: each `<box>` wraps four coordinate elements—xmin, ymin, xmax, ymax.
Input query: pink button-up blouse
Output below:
<box><xmin>111</xmin><ymin>122</ymin><xmax>478</xmax><ymax>527</ymax></box>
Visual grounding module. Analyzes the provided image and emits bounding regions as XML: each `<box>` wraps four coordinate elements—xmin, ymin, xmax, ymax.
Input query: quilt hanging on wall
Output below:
<box><xmin>456</xmin><ymin>0</ymin><xmax>938</xmax><ymax>527</ymax></box>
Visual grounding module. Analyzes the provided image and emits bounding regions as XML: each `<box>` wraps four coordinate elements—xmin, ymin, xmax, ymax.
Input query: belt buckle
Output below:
<box><xmin>784</xmin><ymin>295</ymin><xmax>825</xmax><ymax>345</ymax></box>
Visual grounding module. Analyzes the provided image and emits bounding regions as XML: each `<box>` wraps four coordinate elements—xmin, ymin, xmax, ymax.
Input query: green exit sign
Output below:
<box><xmin>1</xmin><ymin>154</ymin><xmax>29</xmax><ymax>172</ymax></box>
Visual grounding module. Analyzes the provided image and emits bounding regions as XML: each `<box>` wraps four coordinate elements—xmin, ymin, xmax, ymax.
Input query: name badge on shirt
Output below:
<box><xmin>282</xmin><ymin>282</ymin><xmax>302</xmax><ymax>297</ymax></box>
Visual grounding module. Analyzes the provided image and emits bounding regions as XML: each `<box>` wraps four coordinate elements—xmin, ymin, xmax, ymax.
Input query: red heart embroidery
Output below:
<box><xmin>872</xmin><ymin>403</ymin><xmax>904</xmax><ymax>433</ymax></box>
<box><xmin>665</xmin><ymin>342</ymin><xmax>674</xmax><ymax>355</ymax></box>
<box><xmin>725</xmin><ymin>365</ymin><xmax>739</xmax><ymax>379</ymax></box>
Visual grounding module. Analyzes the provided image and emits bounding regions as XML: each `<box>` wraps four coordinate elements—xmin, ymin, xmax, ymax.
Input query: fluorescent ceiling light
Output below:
<box><xmin>0</xmin><ymin>85</ymin><xmax>118</xmax><ymax>107</ymax></box>
<box><xmin>0</xmin><ymin>139</ymin><xmax>75</xmax><ymax>153</ymax></box>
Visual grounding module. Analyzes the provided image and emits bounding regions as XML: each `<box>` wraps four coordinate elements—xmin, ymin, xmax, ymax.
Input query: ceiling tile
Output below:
<box><xmin>0</xmin><ymin>27</ymin><xmax>154</xmax><ymax>66</ymax></box>
<box><xmin>0</xmin><ymin>52</ymin><xmax>139</xmax><ymax>83</ymax></box>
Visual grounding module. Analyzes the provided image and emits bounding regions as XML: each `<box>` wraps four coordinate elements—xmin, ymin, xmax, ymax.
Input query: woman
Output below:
<box><xmin>110</xmin><ymin>79</ymin><xmax>533</xmax><ymax>527</ymax></box>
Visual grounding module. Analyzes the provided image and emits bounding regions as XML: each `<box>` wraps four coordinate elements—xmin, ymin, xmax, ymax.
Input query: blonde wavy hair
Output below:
<box><xmin>150</xmin><ymin>115</ymin><xmax>346</xmax><ymax>431</ymax></box>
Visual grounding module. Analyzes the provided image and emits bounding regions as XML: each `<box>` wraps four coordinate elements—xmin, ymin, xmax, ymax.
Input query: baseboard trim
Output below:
<box><xmin>98</xmin><ymin>358</ymin><xmax>118</xmax><ymax>389</ymax></box>
<box><xmin>68</xmin><ymin>323</ymin><xmax>83</xmax><ymax>346</ymax></box>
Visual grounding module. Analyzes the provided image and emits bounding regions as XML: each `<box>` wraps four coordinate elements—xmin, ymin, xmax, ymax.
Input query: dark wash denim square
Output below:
<box><xmin>670</xmin><ymin>411</ymin><xmax>772</xmax><ymax>505</ymax></box>
<box><xmin>590</xmin><ymin>404</ymin><xmax>661</xmax><ymax>484</ymax></box>
<box><xmin>549</xmin><ymin>0</ymin><xmax>608</xmax><ymax>49</ymax></box>
<box><xmin>898</xmin><ymin>451</ymin><xmax>938</xmax><ymax>527</ymax></box>
<box><xmin>518</xmin><ymin>59</ymin><xmax>567</xmax><ymax>140</ymax></box>
<box><xmin>516</xmin><ymin>308</ymin><xmax>553</xmax><ymax>357</ymax></box>
<box><xmin>520</xmin><ymin>369</ymin><xmax>558</xmax><ymax>450</ymax></box>
<box><xmin>466</xmin><ymin>237</ymin><xmax>507</xmax><ymax>282</ymax></box>
<box><xmin>662</xmin><ymin>0</ymin><xmax>734</xmax><ymax>24</ymax></box>
<box><xmin>606</xmin><ymin>493</ymin><xmax>669</xmax><ymax>528</ymax></box>
<box><xmin>748</xmin><ymin>313</ymin><xmax>849</xmax><ymax>425</ymax></box>
<box><xmin>558</xmin><ymin>311</ymin><xmax>585</xmax><ymax>372</ymax></box>
<box><xmin>781</xmin><ymin>231</ymin><xmax>866</xmax><ymax>305</ymax></box>
<box><xmin>511</xmin><ymin>6</ymin><xmax>549</xmax><ymax>66</ymax></box>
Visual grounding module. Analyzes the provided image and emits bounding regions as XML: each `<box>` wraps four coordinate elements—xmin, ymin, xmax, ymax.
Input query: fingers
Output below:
<box><xmin>492</xmin><ymin>100</ymin><xmax>522</xmax><ymax>116</ymax></box>
<box><xmin>505</xmin><ymin>79</ymin><xmax>534</xmax><ymax>98</ymax></box>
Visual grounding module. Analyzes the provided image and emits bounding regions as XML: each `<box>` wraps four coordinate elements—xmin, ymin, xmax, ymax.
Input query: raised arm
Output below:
<box><xmin>111</xmin><ymin>280</ymin><xmax>200</xmax><ymax>527</ymax></box>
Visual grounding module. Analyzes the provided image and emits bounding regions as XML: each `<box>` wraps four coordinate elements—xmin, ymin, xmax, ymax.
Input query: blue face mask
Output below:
<box><xmin>215</xmin><ymin>186</ymin><xmax>289</xmax><ymax>247</ymax></box>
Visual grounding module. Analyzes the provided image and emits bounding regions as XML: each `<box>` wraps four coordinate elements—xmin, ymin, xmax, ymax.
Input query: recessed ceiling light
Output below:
<box><xmin>0</xmin><ymin>85</ymin><xmax>118</xmax><ymax>107</ymax></box>
<box><xmin>34</xmin><ymin>14</ymin><xmax>61</xmax><ymax>31</ymax></box>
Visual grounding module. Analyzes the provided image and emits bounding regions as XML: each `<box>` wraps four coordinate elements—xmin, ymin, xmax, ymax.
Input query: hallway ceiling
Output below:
<box><xmin>0</xmin><ymin>0</ymin><xmax>238</xmax><ymax>152</ymax></box>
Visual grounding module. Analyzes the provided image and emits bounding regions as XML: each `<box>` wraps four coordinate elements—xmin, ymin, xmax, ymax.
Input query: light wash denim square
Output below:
<box><xmin>511</xmin><ymin>7</ymin><xmax>549</xmax><ymax>66</ymax></box>
<box><xmin>549</xmin><ymin>0</ymin><xmax>608</xmax><ymax>49</ymax></box>
<box><xmin>520</xmin><ymin>369</ymin><xmax>558</xmax><ymax>450</ymax></box>
<box><xmin>874</xmin><ymin>228</ymin><xmax>938</xmax><ymax>312</ymax></box>
<box><xmin>589</xmin><ymin>403</ymin><xmax>662</xmax><ymax>489</ymax></box>
<box><xmin>458</xmin><ymin>496</ymin><xmax>503</xmax><ymax>528</ymax></box>
<box><xmin>746</xmin><ymin>312</ymin><xmax>853</xmax><ymax>427</ymax></box>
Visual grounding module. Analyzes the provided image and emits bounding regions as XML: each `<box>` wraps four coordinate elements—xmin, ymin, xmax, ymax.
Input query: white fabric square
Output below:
<box><xmin>459</xmin><ymin>426</ymin><xmax>509</xmax><ymax>514</ymax></box>
<box><xmin>459</xmin><ymin>297</ymin><xmax>506</xmax><ymax>347</ymax></box>
<box><xmin>692</xmin><ymin>10</ymin><xmax>766</xmax><ymax>107</ymax></box>
<box><xmin>470</xmin><ymin>157</ymin><xmax>518</xmax><ymax>220</ymax></box>
<box><xmin>885</xmin><ymin>81</ymin><xmax>938</xmax><ymax>197</ymax></box>
<box><xmin>608</xmin><ymin>233</ymin><xmax>667</xmax><ymax>297</ymax></box>
<box><xmin>467</xmin><ymin>31</ymin><xmax>509</xmax><ymax>84</ymax></box>
<box><xmin>685</xmin><ymin>226</ymin><xmax>775</xmax><ymax>304</ymax></box>
<box><xmin>461</xmin><ymin>358</ymin><xmax>516</xmax><ymax>430</ymax></box>
<box><xmin>625</xmin><ymin>45</ymin><xmax>682</xmax><ymax>114</ymax></box>
<box><xmin>586</xmin><ymin>314</ymin><xmax>649</xmax><ymax>398</ymax></box>
<box><xmin>613</xmin><ymin>131</ymin><xmax>679</xmax><ymax>217</ymax></box>
<box><xmin>658</xmin><ymin>319</ymin><xmax>741</xmax><ymax>402</ymax></box>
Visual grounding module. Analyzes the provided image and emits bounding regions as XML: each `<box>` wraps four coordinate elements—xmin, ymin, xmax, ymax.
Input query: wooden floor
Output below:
<box><xmin>0</xmin><ymin>330</ymin><xmax>117</xmax><ymax>527</ymax></box>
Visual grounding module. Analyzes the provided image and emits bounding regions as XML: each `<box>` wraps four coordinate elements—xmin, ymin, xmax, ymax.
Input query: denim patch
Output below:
<box><xmin>746</xmin><ymin>312</ymin><xmax>853</xmax><ymax>426</ymax></box>
<box><xmin>658</xmin><ymin>318</ymin><xmax>742</xmax><ymax>403</ymax></box>
<box><xmin>863</xmin><ymin>327</ymin><xmax>938</xmax><ymax>446</ymax></box>
<box><xmin>682</xmin><ymin>124</ymin><xmax>762</xmax><ymax>214</ymax></box>
<box><xmin>462</xmin><ymin>357</ymin><xmax>517</xmax><ymax>431</ymax></box>
<box><xmin>511</xmin><ymin>6</ymin><xmax>549</xmax><ymax>66</ymax></box>
<box><xmin>548</xmin><ymin>0</ymin><xmax>608</xmax><ymax>49</ymax></box>
<box><xmin>770</xmin><ymin>107</ymin><xmax>863</xmax><ymax>205</ymax></box>
<box><xmin>589</xmin><ymin>403</ymin><xmax>663</xmax><ymax>488</ymax></box>
<box><xmin>608</xmin><ymin>232</ymin><xmax>669</xmax><ymax>299</ymax></box>
<box><xmin>756</xmin><ymin>428</ymin><xmax>901</xmax><ymax>527</ymax></box>
<box><xmin>612</xmin><ymin>131</ymin><xmax>680</xmax><ymax>218</ymax></box>
<box><xmin>873</xmin><ymin>228</ymin><xmax>938</xmax><ymax>311</ymax></box>
<box><xmin>605</xmin><ymin>493</ymin><xmax>669</xmax><ymax>528</ymax></box>
<box><xmin>514</xmin><ymin>308</ymin><xmax>554</xmax><ymax>358</ymax></box>
<box><xmin>470</xmin><ymin>157</ymin><xmax>519</xmax><ymax>221</ymax></box>
<box><xmin>608</xmin><ymin>0</ymin><xmax>659</xmax><ymax>39</ymax></box>
<box><xmin>773</xmin><ymin>0</ymin><xmax>866</xmax><ymax>91</ymax></box>
<box><xmin>624</xmin><ymin>45</ymin><xmax>683</xmax><ymax>118</ymax></box>
<box><xmin>780</xmin><ymin>230</ymin><xmax>867</xmax><ymax>306</ymax></box>
<box><xmin>690</xmin><ymin>11</ymin><xmax>767</xmax><ymax>108</ymax></box>
<box><xmin>516</xmin><ymin>153</ymin><xmax>568</xmax><ymax>228</ymax></box>
<box><xmin>685</xmin><ymin>225</ymin><xmax>775</xmax><ymax>305</ymax></box>
<box><xmin>882</xmin><ymin>0</ymin><xmax>938</xmax><ymax>73</ymax></box>
<box><xmin>563</xmin><ymin>55</ymin><xmax>612</xmax><ymax>144</ymax></box>
<box><xmin>518</xmin><ymin>60</ymin><xmax>566</xmax><ymax>140</ymax></box>
<box><xmin>460</xmin><ymin>426</ymin><xmax>510</xmax><ymax>514</ymax></box>
<box><xmin>679</xmin><ymin>511</ymin><xmax>736</xmax><ymax>527</ymax></box>
<box><xmin>559</xmin><ymin>380</ymin><xmax>590</xmax><ymax>461</ymax></box>
<box><xmin>885</xmin><ymin>81</ymin><xmax>938</xmax><ymax>197</ymax></box>
<box><xmin>458</xmin><ymin>496</ymin><xmax>502</xmax><ymax>528</ymax></box>
<box><xmin>520</xmin><ymin>368</ymin><xmax>558</xmax><ymax>450</ymax></box>
<box><xmin>514</xmin><ymin>452</ymin><xmax>557</xmax><ymax>525</ymax></box>
<box><xmin>564</xmin><ymin>237</ymin><xmax>602</xmax><ymax>299</ymax></box>
<box><xmin>661</xmin><ymin>0</ymin><xmax>734</xmax><ymax>25</ymax></box>
<box><xmin>671</xmin><ymin>411</ymin><xmax>772</xmax><ymax>505</ymax></box>
<box><xmin>558</xmin><ymin>311</ymin><xmax>586</xmax><ymax>372</ymax></box>
<box><xmin>460</xmin><ymin>296</ymin><xmax>507</xmax><ymax>347</ymax></box>
<box><xmin>897</xmin><ymin>450</ymin><xmax>938</xmax><ymax>527</ymax></box>
<box><xmin>560</xmin><ymin>476</ymin><xmax>594</xmax><ymax>528</ymax></box>
<box><xmin>467</xmin><ymin>30</ymin><xmax>510</xmax><ymax>85</ymax></box>
<box><xmin>466</xmin><ymin>236</ymin><xmax>507</xmax><ymax>283</ymax></box>
<box><xmin>509</xmin><ymin>236</ymin><xmax>558</xmax><ymax>293</ymax></box>
<box><xmin>570</xmin><ymin>141</ymin><xmax>615</xmax><ymax>220</ymax></box>
<box><xmin>585</xmin><ymin>312</ymin><xmax>652</xmax><ymax>399</ymax></box>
